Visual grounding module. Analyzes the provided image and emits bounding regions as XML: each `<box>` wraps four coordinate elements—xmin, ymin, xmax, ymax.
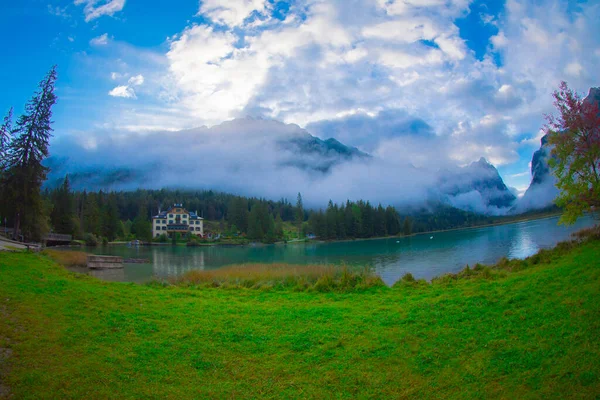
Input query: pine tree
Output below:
<box><xmin>247</xmin><ymin>204</ymin><xmax>264</xmax><ymax>240</ymax></box>
<box><xmin>295</xmin><ymin>192</ymin><xmax>304</xmax><ymax>238</ymax></box>
<box><xmin>3</xmin><ymin>66</ymin><xmax>58</xmax><ymax>241</ymax></box>
<box><xmin>50</xmin><ymin>175</ymin><xmax>75</xmax><ymax>235</ymax></box>
<box><xmin>132</xmin><ymin>204</ymin><xmax>152</xmax><ymax>242</ymax></box>
<box><xmin>227</xmin><ymin>197</ymin><xmax>249</xmax><ymax>233</ymax></box>
<box><xmin>102</xmin><ymin>194</ymin><xmax>120</xmax><ymax>241</ymax></box>
<box><xmin>0</xmin><ymin>107</ymin><xmax>13</xmax><ymax>167</ymax></box>
<box><xmin>385</xmin><ymin>206</ymin><xmax>400</xmax><ymax>235</ymax></box>
<box><xmin>274</xmin><ymin>213</ymin><xmax>284</xmax><ymax>238</ymax></box>
<box><xmin>83</xmin><ymin>193</ymin><xmax>101</xmax><ymax>236</ymax></box>
<box><xmin>403</xmin><ymin>216</ymin><xmax>412</xmax><ymax>236</ymax></box>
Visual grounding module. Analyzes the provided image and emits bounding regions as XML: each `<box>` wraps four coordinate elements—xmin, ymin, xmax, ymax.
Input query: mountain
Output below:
<box><xmin>45</xmin><ymin>117</ymin><xmax>517</xmax><ymax>215</ymax></box>
<box><xmin>276</xmin><ymin>131</ymin><xmax>370</xmax><ymax>173</ymax></box>
<box><xmin>438</xmin><ymin>157</ymin><xmax>517</xmax><ymax>214</ymax></box>
<box><xmin>44</xmin><ymin>118</ymin><xmax>370</xmax><ymax>190</ymax></box>
<box><xmin>514</xmin><ymin>133</ymin><xmax>558</xmax><ymax>212</ymax></box>
<box><xmin>516</xmin><ymin>86</ymin><xmax>600</xmax><ymax>212</ymax></box>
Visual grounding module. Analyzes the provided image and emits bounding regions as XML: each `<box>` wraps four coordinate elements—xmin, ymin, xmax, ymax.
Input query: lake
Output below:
<box><xmin>75</xmin><ymin>215</ymin><xmax>596</xmax><ymax>285</ymax></box>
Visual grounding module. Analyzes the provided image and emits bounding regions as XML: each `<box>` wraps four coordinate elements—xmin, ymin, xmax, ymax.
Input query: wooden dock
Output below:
<box><xmin>87</xmin><ymin>255</ymin><xmax>124</xmax><ymax>269</ymax></box>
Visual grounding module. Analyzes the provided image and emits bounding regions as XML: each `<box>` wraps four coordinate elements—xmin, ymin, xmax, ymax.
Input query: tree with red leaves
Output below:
<box><xmin>546</xmin><ymin>81</ymin><xmax>600</xmax><ymax>224</ymax></box>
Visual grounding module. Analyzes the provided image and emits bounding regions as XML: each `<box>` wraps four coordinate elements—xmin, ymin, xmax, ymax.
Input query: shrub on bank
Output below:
<box><xmin>43</xmin><ymin>249</ymin><xmax>88</xmax><ymax>267</ymax></box>
<box><xmin>168</xmin><ymin>263</ymin><xmax>385</xmax><ymax>292</ymax></box>
<box><xmin>83</xmin><ymin>233</ymin><xmax>99</xmax><ymax>247</ymax></box>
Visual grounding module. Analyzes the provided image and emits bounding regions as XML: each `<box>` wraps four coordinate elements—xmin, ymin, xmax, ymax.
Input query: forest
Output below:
<box><xmin>40</xmin><ymin>176</ymin><xmax>557</xmax><ymax>244</ymax></box>
<box><xmin>40</xmin><ymin>178</ymin><xmax>411</xmax><ymax>244</ymax></box>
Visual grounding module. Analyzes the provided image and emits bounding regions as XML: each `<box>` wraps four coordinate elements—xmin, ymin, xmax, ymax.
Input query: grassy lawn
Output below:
<box><xmin>0</xmin><ymin>239</ymin><xmax>599</xmax><ymax>399</ymax></box>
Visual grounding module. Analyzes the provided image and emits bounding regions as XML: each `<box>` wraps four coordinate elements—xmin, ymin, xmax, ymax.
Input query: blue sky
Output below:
<box><xmin>1</xmin><ymin>0</ymin><xmax>599</xmax><ymax>198</ymax></box>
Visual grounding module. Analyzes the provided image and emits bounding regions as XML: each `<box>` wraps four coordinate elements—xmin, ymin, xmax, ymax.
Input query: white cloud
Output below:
<box><xmin>128</xmin><ymin>74</ymin><xmax>144</xmax><ymax>86</ymax></box>
<box><xmin>362</xmin><ymin>18</ymin><xmax>439</xmax><ymax>42</ymax></box>
<box><xmin>108</xmin><ymin>85</ymin><xmax>136</xmax><ymax>99</ymax></box>
<box><xmin>564</xmin><ymin>61</ymin><xmax>583</xmax><ymax>77</ymax></box>
<box><xmin>48</xmin><ymin>5</ymin><xmax>70</xmax><ymax>18</ymax></box>
<box><xmin>77</xmin><ymin>0</ymin><xmax>599</xmax><ymax>205</ymax></box>
<box><xmin>198</xmin><ymin>0</ymin><xmax>269</xmax><ymax>27</ymax></box>
<box><xmin>90</xmin><ymin>33</ymin><xmax>109</xmax><ymax>46</ymax></box>
<box><xmin>490</xmin><ymin>31</ymin><xmax>508</xmax><ymax>48</ymax></box>
<box><xmin>75</xmin><ymin>0</ymin><xmax>126</xmax><ymax>22</ymax></box>
<box><xmin>510</xmin><ymin>171</ymin><xmax>530</xmax><ymax>178</ymax></box>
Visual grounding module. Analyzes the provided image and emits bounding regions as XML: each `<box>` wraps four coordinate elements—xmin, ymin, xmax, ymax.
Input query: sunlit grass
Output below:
<box><xmin>0</xmin><ymin>229</ymin><xmax>599</xmax><ymax>398</ymax></box>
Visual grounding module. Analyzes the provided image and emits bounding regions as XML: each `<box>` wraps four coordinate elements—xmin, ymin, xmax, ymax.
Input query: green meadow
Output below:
<box><xmin>1</xmin><ymin>234</ymin><xmax>599</xmax><ymax>399</ymax></box>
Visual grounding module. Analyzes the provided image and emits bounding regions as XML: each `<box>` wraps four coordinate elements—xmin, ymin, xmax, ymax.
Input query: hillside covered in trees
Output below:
<box><xmin>41</xmin><ymin>179</ymin><xmax>559</xmax><ymax>245</ymax></box>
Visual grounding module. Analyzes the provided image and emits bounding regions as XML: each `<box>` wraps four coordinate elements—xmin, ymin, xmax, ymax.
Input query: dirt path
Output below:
<box><xmin>0</xmin><ymin>237</ymin><xmax>40</xmax><ymax>252</ymax></box>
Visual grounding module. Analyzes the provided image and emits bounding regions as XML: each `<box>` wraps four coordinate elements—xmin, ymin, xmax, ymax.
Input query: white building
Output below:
<box><xmin>152</xmin><ymin>204</ymin><xmax>204</xmax><ymax>238</ymax></box>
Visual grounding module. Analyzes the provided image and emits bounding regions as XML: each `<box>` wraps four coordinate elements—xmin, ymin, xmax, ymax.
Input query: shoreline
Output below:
<box><xmin>52</xmin><ymin>211</ymin><xmax>566</xmax><ymax>250</ymax></box>
<box><xmin>293</xmin><ymin>211</ymin><xmax>565</xmax><ymax>246</ymax></box>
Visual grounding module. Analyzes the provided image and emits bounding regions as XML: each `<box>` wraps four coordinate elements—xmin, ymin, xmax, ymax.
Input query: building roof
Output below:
<box><xmin>152</xmin><ymin>205</ymin><xmax>204</xmax><ymax>220</ymax></box>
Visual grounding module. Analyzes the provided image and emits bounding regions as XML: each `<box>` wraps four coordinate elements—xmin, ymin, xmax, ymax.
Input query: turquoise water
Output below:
<box><xmin>78</xmin><ymin>216</ymin><xmax>595</xmax><ymax>285</ymax></box>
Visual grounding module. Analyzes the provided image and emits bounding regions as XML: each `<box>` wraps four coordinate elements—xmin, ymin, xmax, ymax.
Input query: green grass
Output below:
<box><xmin>0</xmin><ymin>237</ymin><xmax>599</xmax><ymax>399</ymax></box>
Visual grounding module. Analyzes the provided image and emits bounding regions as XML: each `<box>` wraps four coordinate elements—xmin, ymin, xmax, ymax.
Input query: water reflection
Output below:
<box><xmin>78</xmin><ymin>215</ymin><xmax>595</xmax><ymax>285</ymax></box>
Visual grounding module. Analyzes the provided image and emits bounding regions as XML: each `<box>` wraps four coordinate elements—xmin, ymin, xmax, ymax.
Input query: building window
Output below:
<box><xmin>196</xmin><ymin>227</ymin><xmax>200</xmax><ymax>231</ymax></box>
<box><xmin>169</xmin><ymin>214</ymin><xmax>173</xmax><ymax>218</ymax></box>
<box><xmin>162</xmin><ymin>226</ymin><xmax>167</xmax><ymax>231</ymax></box>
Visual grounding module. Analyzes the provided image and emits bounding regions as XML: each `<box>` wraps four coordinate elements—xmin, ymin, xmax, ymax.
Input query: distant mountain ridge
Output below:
<box><xmin>46</xmin><ymin>117</ymin><xmax>517</xmax><ymax>215</ymax></box>
<box><xmin>439</xmin><ymin>157</ymin><xmax>517</xmax><ymax>213</ymax></box>
<box><xmin>277</xmin><ymin>131</ymin><xmax>370</xmax><ymax>173</ymax></box>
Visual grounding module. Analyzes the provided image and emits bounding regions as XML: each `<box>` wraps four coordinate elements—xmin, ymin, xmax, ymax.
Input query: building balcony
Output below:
<box><xmin>167</xmin><ymin>224</ymin><xmax>189</xmax><ymax>232</ymax></box>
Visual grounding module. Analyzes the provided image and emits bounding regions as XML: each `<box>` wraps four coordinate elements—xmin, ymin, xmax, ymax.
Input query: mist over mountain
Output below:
<box><xmin>514</xmin><ymin>133</ymin><xmax>558</xmax><ymax>212</ymax></box>
<box><xmin>515</xmin><ymin>86</ymin><xmax>600</xmax><ymax>213</ymax></box>
<box><xmin>45</xmin><ymin>116</ymin><xmax>521</xmax><ymax>215</ymax></box>
<box><xmin>439</xmin><ymin>158</ymin><xmax>517</xmax><ymax>215</ymax></box>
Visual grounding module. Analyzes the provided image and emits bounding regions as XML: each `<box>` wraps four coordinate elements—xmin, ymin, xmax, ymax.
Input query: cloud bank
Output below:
<box><xmin>52</xmin><ymin>0</ymin><xmax>600</xmax><ymax>211</ymax></box>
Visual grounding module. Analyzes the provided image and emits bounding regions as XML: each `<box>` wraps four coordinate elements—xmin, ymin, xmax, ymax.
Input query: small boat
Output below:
<box><xmin>430</xmin><ymin>236</ymin><xmax>434</xmax><ymax>239</ymax></box>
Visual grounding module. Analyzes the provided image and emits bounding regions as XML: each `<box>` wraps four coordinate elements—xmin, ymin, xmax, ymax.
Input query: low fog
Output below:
<box><xmin>46</xmin><ymin>118</ymin><xmax>554</xmax><ymax>214</ymax></box>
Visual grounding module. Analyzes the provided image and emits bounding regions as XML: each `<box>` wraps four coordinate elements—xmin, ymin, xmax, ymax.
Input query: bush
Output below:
<box><xmin>44</xmin><ymin>249</ymin><xmax>88</xmax><ymax>267</ymax></box>
<box><xmin>168</xmin><ymin>263</ymin><xmax>384</xmax><ymax>293</ymax></box>
<box><xmin>157</xmin><ymin>234</ymin><xmax>168</xmax><ymax>243</ymax></box>
<box><xmin>83</xmin><ymin>233</ymin><xmax>99</xmax><ymax>247</ymax></box>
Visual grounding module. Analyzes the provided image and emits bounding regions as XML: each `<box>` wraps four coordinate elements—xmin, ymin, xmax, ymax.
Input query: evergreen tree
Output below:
<box><xmin>360</xmin><ymin>201</ymin><xmax>374</xmax><ymax>238</ymax></box>
<box><xmin>132</xmin><ymin>204</ymin><xmax>152</xmax><ymax>242</ymax></box>
<box><xmin>227</xmin><ymin>196</ymin><xmax>249</xmax><ymax>233</ymax></box>
<box><xmin>274</xmin><ymin>213</ymin><xmax>284</xmax><ymax>238</ymax></box>
<box><xmin>344</xmin><ymin>200</ymin><xmax>356</xmax><ymax>238</ymax></box>
<box><xmin>374</xmin><ymin>204</ymin><xmax>387</xmax><ymax>237</ymax></box>
<box><xmin>403</xmin><ymin>216</ymin><xmax>412</xmax><ymax>236</ymax></box>
<box><xmin>50</xmin><ymin>175</ymin><xmax>75</xmax><ymax>235</ymax></box>
<box><xmin>83</xmin><ymin>193</ymin><xmax>101</xmax><ymax>236</ymax></box>
<box><xmin>0</xmin><ymin>107</ymin><xmax>13</xmax><ymax>167</ymax></box>
<box><xmin>325</xmin><ymin>200</ymin><xmax>337</xmax><ymax>239</ymax></box>
<box><xmin>247</xmin><ymin>203</ymin><xmax>264</xmax><ymax>240</ymax></box>
<box><xmin>0</xmin><ymin>108</ymin><xmax>13</xmax><ymax>222</ymax></box>
<box><xmin>295</xmin><ymin>192</ymin><xmax>304</xmax><ymax>238</ymax></box>
<box><xmin>385</xmin><ymin>206</ymin><xmax>400</xmax><ymax>235</ymax></box>
<box><xmin>102</xmin><ymin>194</ymin><xmax>120</xmax><ymax>241</ymax></box>
<box><xmin>3</xmin><ymin>66</ymin><xmax>57</xmax><ymax>241</ymax></box>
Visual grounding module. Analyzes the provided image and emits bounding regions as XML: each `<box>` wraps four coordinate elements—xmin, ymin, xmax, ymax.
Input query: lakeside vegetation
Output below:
<box><xmin>1</xmin><ymin>229</ymin><xmax>599</xmax><ymax>398</ymax></box>
<box><xmin>33</xmin><ymin>183</ymin><xmax>564</xmax><ymax>248</ymax></box>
